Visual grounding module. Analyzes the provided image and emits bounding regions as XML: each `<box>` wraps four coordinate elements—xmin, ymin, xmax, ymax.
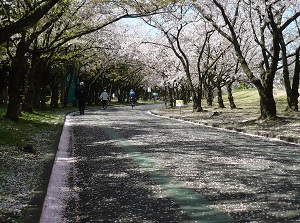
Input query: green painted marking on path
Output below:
<box><xmin>102</xmin><ymin>126</ymin><xmax>233</xmax><ymax>223</ymax></box>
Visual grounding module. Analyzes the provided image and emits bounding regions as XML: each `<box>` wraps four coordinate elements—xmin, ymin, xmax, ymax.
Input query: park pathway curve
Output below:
<box><xmin>41</xmin><ymin>104</ymin><xmax>300</xmax><ymax>223</ymax></box>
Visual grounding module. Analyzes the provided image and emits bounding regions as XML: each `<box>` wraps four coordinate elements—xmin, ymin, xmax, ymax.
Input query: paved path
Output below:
<box><xmin>41</xmin><ymin>104</ymin><xmax>300</xmax><ymax>223</ymax></box>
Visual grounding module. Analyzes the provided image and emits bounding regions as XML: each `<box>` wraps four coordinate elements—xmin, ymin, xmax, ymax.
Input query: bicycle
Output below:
<box><xmin>130</xmin><ymin>97</ymin><xmax>135</xmax><ymax>109</ymax></box>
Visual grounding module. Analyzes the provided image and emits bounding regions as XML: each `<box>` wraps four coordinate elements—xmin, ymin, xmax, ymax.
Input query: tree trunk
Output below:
<box><xmin>6</xmin><ymin>64</ymin><xmax>22</xmax><ymax>121</ymax></box>
<box><xmin>227</xmin><ymin>82</ymin><xmax>236</xmax><ymax>109</ymax></box>
<box><xmin>195</xmin><ymin>84</ymin><xmax>203</xmax><ymax>112</ymax></box>
<box><xmin>231</xmin><ymin>46</ymin><xmax>277</xmax><ymax>119</ymax></box>
<box><xmin>285</xmin><ymin>48</ymin><xmax>300</xmax><ymax>111</ymax></box>
<box><xmin>23</xmin><ymin>53</ymin><xmax>39</xmax><ymax>113</ymax></box>
<box><xmin>217</xmin><ymin>91</ymin><xmax>224</xmax><ymax>108</ymax></box>
<box><xmin>60</xmin><ymin>83</ymin><xmax>65</xmax><ymax>104</ymax></box>
<box><xmin>87</xmin><ymin>83</ymin><xmax>93</xmax><ymax>106</ymax></box>
<box><xmin>33</xmin><ymin>68</ymin><xmax>42</xmax><ymax>109</ymax></box>
<box><xmin>205</xmin><ymin>77</ymin><xmax>214</xmax><ymax>106</ymax></box>
<box><xmin>168</xmin><ymin>84</ymin><xmax>174</xmax><ymax>108</ymax></box>
<box><xmin>94</xmin><ymin>81</ymin><xmax>100</xmax><ymax>105</ymax></box>
<box><xmin>257</xmin><ymin>86</ymin><xmax>276</xmax><ymax>119</ymax></box>
<box><xmin>216</xmin><ymin>78</ymin><xmax>225</xmax><ymax>108</ymax></box>
<box><xmin>164</xmin><ymin>82</ymin><xmax>168</xmax><ymax>107</ymax></box>
<box><xmin>181</xmin><ymin>84</ymin><xmax>187</xmax><ymax>103</ymax></box>
<box><xmin>0</xmin><ymin>65</ymin><xmax>8</xmax><ymax>105</ymax></box>
<box><xmin>6</xmin><ymin>40</ymin><xmax>27</xmax><ymax>121</ymax></box>
<box><xmin>186</xmin><ymin>77</ymin><xmax>199</xmax><ymax>110</ymax></box>
<box><xmin>50</xmin><ymin>78</ymin><xmax>59</xmax><ymax>108</ymax></box>
<box><xmin>117</xmin><ymin>87</ymin><xmax>122</xmax><ymax>103</ymax></box>
<box><xmin>40</xmin><ymin>76</ymin><xmax>48</xmax><ymax>110</ymax></box>
<box><xmin>279</xmin><ymin>31</ymin><xmax>299</xmax><ymax>111</ymax></box>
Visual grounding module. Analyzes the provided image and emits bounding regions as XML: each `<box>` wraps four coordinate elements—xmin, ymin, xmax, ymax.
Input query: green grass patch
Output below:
<box><xmin>0</xmin><ymin>106</ymin><xmax>75</xmax><ymax>148</ymax></box>
<box><xmin>224</xmin><ymin>88</ymin><xmax>287</xmax><ymax>111</ymax></box>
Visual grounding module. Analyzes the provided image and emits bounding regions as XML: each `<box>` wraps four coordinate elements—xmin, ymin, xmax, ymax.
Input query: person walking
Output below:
<box><xmin>99</xmin><ymin>88</ymin><xmax>109</xmax><ymax>109</ymax></box>
<box><xmin>76</xmin><ymin>82</ymin><xmax>87</xmax><ymax>115</ymax></box>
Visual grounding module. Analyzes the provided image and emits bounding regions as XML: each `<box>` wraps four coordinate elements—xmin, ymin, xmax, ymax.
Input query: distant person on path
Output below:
<box><xmin>75</xmin><ymin>82</ymin><xmax>87</xmax><ymax>115</ymax></box>
<box><xmin>99</xmin><ymin>88</ymin><xmax>109</xmax><ymax>109</ymax></box>
<box><xmin>129</xmin><ymin>89</ymin><xmax>136</xmax><ymax>105</ymax></box>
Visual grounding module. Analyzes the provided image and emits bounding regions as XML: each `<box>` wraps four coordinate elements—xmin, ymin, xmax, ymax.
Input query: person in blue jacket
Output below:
<box><xmin>129</xmin><ymin>89</ymin><xmax>135</xmax><ymax>97</ymax></box>
<box><xmin>129</xmin><ymin>89</ymin><xmax>136</xmax><ymax>104</ymax></box>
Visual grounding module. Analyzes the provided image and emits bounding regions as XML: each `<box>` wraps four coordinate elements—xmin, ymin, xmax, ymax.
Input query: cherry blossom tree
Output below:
<box><xmin>135</xmin><ymin>3</ymin><xmax>241</xmax><ymax>112</ymax></box>
<box><xmin>139</xmin><ymin>41</ymin><xmax>186</xmax><ymax>105</ymax></box>
<box><xmin>140</xmin><ymin>5</ymin><xmax>209</xmax><ymax>110</ymax></box>
<box><xmin>194</xmin><ymin>0</ymin><xmax>300</xmax><ymax>119</ymax></box>
<box><xmin>277</xmin><ymin>2</ymin><xmax>300</xmax><ymax>111</ymax></box>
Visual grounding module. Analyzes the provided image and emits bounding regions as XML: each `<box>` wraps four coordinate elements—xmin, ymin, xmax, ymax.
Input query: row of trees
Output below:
<box><xmin>0</xmin><ymin>0</ymin><xmax>299</xmax><ymax>121</ymax></box>
<box><xmin>135</xmin><ymin>0</ymin><xmax>300</xmax><ymax>119</ymax></box>
<box><xmin>0</xmin><ymin>0</ymin><xmax>172</xmax><ymax>120</ymax></box>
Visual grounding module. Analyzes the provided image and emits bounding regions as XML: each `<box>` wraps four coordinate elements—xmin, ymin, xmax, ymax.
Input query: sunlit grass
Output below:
<box><xmin>229</xmin><ymin>87</ymin><xmax>287</xmax><ymax>111</ymax></box>
<box><xmin>201</xmin><ymin>87</ymin><xmax>289</xmax><ymax>118</ymax></box>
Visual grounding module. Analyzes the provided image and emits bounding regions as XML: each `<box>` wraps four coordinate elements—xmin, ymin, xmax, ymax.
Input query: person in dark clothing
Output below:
<box><xmin>76</xmin><ymin>82</ymin><xmax>87</xmax><ymax>115</ymax></box>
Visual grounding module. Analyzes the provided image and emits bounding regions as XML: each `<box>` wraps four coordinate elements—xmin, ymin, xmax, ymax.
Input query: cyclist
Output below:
<box><xmin>129</xmin><ymin>89</ymin><xmax>136</xmax><ymax>107</ymax></box>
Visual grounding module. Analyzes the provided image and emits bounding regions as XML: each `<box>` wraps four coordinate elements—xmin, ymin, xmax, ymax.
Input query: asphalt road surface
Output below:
<box><xmin>41</xmin><ymin>104</ymin><xmax>300</xmax><ymax>223</ymax></box>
